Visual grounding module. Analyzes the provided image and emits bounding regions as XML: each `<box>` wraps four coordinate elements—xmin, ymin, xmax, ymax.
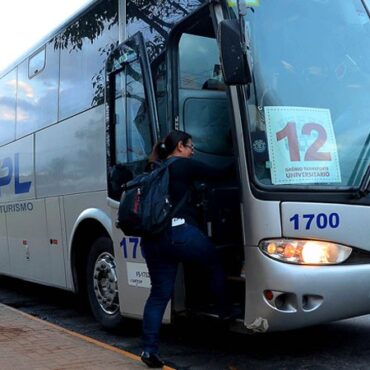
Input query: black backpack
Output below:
<box><xmin>116</xmin><ymin>157</ymin><xmax>185</xmax><ymax>237</ymax></box>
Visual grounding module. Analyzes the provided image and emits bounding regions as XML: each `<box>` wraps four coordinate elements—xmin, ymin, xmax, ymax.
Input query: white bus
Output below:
<box><xmin>0</xmin><ymin>0</ymin><xmax>369</xmax><ymax>333</ymax></box>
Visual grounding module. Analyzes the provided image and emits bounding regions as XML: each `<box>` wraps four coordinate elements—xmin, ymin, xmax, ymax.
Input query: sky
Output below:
<box><xmin>0</xmin><ymin>0</ymin><xmax>93</xmax><ymax>73</ymax></box>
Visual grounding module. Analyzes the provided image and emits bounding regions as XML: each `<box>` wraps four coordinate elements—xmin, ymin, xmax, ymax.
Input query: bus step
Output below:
<box><xmin>227</xmin><ymin>275</ymin><xmax>245</xmax><ymax>282</ymax></box>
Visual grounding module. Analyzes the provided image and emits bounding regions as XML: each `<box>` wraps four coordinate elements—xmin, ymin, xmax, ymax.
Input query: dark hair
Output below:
<box><xmin>150</xmin><ymin>130</ymin><xmax>192</xmax><ymax>161</ymax></box>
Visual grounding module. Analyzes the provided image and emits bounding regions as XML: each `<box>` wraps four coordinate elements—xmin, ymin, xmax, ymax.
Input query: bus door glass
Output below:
<box><xmin>106</xmin><ymin>32</ymin><xmax>159</xmax><ymax>201</ymax></box>
<box><xmin>105</xmin><ymin>32</ymin><xmax>164</xmax><ymax>320</ymax></box>
<box><xmin>170</xmin><ymin>7</ymin><xmax>245</xmax><ymax>310</ymax></box>
<box><xmin>173</xmin><ymin>9</ymin><xmax>243</xmax><ymax>245</ymax></box>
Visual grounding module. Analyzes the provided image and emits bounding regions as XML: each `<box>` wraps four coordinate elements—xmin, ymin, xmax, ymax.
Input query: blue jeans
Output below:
<box><xmin>141</xmin><ymin>223</ymin><xmax>226</xmax><ymax>353</ymax></box>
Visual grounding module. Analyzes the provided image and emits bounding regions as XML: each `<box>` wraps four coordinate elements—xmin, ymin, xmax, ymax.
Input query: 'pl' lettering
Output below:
<box><xmin>0</xmin><ymin>154</ymin><xmax>32</xmax><ymax>196</ymax></box>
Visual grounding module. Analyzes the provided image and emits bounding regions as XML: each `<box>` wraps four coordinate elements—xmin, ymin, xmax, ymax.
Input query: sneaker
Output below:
<box><xmin>140</xmin><ymin>351</ymin><xmax>165</xmax><ymax>368</ymax></box>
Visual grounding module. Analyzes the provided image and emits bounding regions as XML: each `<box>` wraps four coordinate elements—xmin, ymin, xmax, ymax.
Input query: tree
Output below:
<box><xmin>127</xmin><ymin>0</ymin><xmax>205</xmax><ymax>60</ymax></box>
<box><xmin>52</xmin><ymin>0</ymin><xmax>205</xmax><ymax>108</ymax></box>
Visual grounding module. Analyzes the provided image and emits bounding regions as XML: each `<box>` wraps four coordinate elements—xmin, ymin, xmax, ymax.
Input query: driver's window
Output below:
<box><xmin>179</xmin><ymin>34</ymin><xmax>223</xmax><ymax>90</ymax></box>
<box><xmin>178</xmin><ymin>33</ymin><xmax>232</xmax><ymax>156</ymax></box>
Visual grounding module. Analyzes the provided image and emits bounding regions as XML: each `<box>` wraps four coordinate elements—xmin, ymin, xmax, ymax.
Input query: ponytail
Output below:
<box><xmin>149</xmin><ymin>141</ymin><xmax>168</xmax><ymax>162</ymax></box>
<box><xmin>149</xmin><ymin>130</ymin><xmax>192</xmax><ymax>162</ymax></box>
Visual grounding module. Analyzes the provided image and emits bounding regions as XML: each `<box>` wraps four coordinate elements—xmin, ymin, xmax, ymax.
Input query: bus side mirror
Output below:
<box><xmin>217</xmin><ymin>19</ymin><xmax>252</xmax><ymax>85</ymax></box>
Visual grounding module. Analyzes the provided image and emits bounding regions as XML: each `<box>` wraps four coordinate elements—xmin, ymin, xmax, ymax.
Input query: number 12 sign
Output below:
<box><xmin>264</xmin><ymin>106</ymin><xmax>342</xmax><ymax>185</ymax></box>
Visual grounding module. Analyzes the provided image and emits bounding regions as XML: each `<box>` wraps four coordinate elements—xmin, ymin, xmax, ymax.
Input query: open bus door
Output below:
<box><xmin>104</xmin><ymin>33</ymin><xmax>173</xmax><ymax>322</ymax></box>
<box><xmin>165</xmin><ymin>3</ymin><xmax>246</xmax><ymax>318</ymax></box>
<box><xmin>105</xmin><ymin>5</ymin><xmax>246</xmax><ymax>325</ymax></box>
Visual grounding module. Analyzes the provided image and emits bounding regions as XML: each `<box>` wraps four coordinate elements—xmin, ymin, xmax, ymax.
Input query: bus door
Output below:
<box><xmin>105</xmin><ymin>33</ymin><xmax>174</xmax><ymax>321</ymax></box>
<box><xmin>167</xmin><ymin>4</ymin><xmax>245</xmax><ymax>313</ymax></box>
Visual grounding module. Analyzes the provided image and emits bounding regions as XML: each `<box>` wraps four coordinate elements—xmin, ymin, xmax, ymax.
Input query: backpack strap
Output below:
<box><xmin>163</xmin><ymin>156</ymin><xmax>180</xmax><ymax>167</ymax></box>
<box><xmin>170</xmin><ymin>190</ymin><xmax>189</xmax><ymax>216</ymax></box>
<box><xmin>164</xmin><ymin>156</ymin><xmax>188</xmax><ymax>222</ymax></box>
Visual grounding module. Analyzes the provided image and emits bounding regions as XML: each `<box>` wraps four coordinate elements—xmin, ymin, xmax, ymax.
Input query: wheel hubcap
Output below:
<box><xmin>92</xmin><ymin>252</ymin><xmax>119</xmax><ymax>315</ymax></box>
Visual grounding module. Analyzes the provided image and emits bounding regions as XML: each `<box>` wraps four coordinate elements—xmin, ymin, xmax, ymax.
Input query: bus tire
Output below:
<box><xmin>86</xmin><ymin>236</ymin><xmax>124</xmax><ymax>330</ymax></box>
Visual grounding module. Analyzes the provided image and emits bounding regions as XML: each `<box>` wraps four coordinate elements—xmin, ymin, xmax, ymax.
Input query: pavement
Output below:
<box><xmin>0</xmin><ymin>303</ymin><xmax>174</xmax><ymax>370</ymax></box>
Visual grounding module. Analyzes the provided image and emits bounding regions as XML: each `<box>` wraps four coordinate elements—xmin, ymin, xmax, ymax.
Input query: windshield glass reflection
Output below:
<box><xmin>239</xmin><ymin>0</ymin><xmax>370</xmax><ymax>188</ymax></box>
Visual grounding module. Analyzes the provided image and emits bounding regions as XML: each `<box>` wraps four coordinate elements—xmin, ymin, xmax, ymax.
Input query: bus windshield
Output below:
<box><xmin>237</xmin><ymin>0</ymin><xmax>370</xmax><ymax>189</ymax></box>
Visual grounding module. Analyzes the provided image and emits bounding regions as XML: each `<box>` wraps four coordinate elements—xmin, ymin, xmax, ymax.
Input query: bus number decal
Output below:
<box><xmin>290</xmin><ymin>213</ymin><xmax>340</xmax><ymax>230</ymax></box>
<box><xmin>276</xmin><ymin>122</ymin><xmax>331</xmax><ymax>162</ymax></box>
<box><xmin>120</xmin><ymin>237</ymin><xmax>140</xmax><ymax>259</ymax></box>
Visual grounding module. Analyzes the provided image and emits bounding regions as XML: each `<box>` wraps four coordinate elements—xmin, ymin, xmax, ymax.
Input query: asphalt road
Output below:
<box><xmin>0</xmin><ymin>275</ymin><xmax>370</xmax><ymax>369</ymax></box>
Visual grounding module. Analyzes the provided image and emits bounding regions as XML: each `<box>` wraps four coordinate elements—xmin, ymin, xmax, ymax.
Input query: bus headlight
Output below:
<box><xmin>259</xmin><ymin>239</ymin><xmax>352</xmax><ymax>265</ymax></box>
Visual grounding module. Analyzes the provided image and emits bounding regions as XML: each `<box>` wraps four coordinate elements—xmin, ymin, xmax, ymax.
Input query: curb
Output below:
<box><xmin>4</xmin><ymin>304</ymin><xmax>176</xmax><ymax>370</ymax></box>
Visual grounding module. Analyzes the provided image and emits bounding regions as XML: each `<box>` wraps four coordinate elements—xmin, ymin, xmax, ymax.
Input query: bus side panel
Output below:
<box><xmin>34</xmin><ymin>105</ymin><xmax>108</xmax><ymax>289</ymax></box>
<box><xmin>0</xmin><ymin>135</ymin><xmax>37</xmax><ymax>281</ymax></box>
<box><xmin>45</xmin><ymin>197</ymin><xmax>67</xmax><ymax>286</ymax></box>
<box><xmin>7</xmin><ymin>198</ymin><xmax>49</xmax><ymax>283</ymax></box>
<box><xmin>110</xmin><ymin>221</ymin><xmax>172</xmax><ymax>322</ymax></box>
<box><xmin>0</xmin><ymin>211</ymin><xmax>10</xmax><ymax>274</ymax></box>
<box><xmin>35</xmin><ymin>106</ymin><xmax>106</xmax><ymax>198</ymax></box>
<box><xmin>7</xmin><ymin>196</ymin><xmax>67</xmax><ymax>287</ymax></box>
<box><xmin>59</xmin><ymin>196</ymin><xmax>74</xmax><ymax>290</ymax></box>
<box><xmin>62</xmin><ymin>191</ymin><xmax>109</xmax><ymax>289</ymax></box>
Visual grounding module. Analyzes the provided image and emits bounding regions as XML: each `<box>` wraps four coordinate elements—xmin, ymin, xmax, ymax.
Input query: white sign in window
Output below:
<box><xmin>265</xmin><ymin>106</ymin><xmax>341</xmax><ymax>185</ymax></box>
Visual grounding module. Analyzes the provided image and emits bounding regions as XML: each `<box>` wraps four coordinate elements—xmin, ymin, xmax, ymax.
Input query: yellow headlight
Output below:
<box><xmin>260</xmin><ymin>239</ymin><xmax>352</xmax><ymax>265</ymax></box>
<box><xmin>301</xmin><ymin>241</ymin><xmax>324</xmax><ymax>264</ymax></box>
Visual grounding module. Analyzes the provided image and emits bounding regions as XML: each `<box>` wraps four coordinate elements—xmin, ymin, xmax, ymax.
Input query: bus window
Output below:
<box><xmin>59</xmin><ymin>0</ymin><xmax>118</xmax><ymax>120</ymax></box>
<box><xmin>0</xmin><ymin>68</ymin><xmax>16</xmax><ymax>146</ymax></box>
<box><xmin>16</xmin><ymin>43</ymin><xmax>59</xmax><ymax>139</ymax></box>
<box><xmin>28</xmin><ymin>47</ymin><xmax>46</xmax><ymax>78</ymax></box>
<box><xmin>244</xmin><ymin>0</ymin><xmax>370</xmax><ymax>187</ymax></box>
<box><xmin>178</xmin><ymin>33</ymin><xmax>232</xmax><ymax>156</ymax></box>
<box><xmin>179</xmin><ymin>34</ymin><xmax>223</xmax><ymax>90</ymax></box>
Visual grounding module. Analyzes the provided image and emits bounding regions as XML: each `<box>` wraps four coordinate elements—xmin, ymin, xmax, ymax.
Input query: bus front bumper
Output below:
<box><xmin>239</xmin><ymin>247</ymin><xmax>370</xmax><ymax>333</ymax></box>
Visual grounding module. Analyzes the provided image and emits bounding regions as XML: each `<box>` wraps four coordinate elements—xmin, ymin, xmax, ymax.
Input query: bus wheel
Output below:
<box><xmin>86</xmin><ymin>236</ymin><xmax>124</xmax><ymax>330</ymax></box>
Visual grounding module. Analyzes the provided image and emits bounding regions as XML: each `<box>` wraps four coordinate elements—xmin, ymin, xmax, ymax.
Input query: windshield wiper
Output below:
<box><xmin>354</xmin><ymin>164</ymin><xmax>370</xmax><ymax>199</ymax></box>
